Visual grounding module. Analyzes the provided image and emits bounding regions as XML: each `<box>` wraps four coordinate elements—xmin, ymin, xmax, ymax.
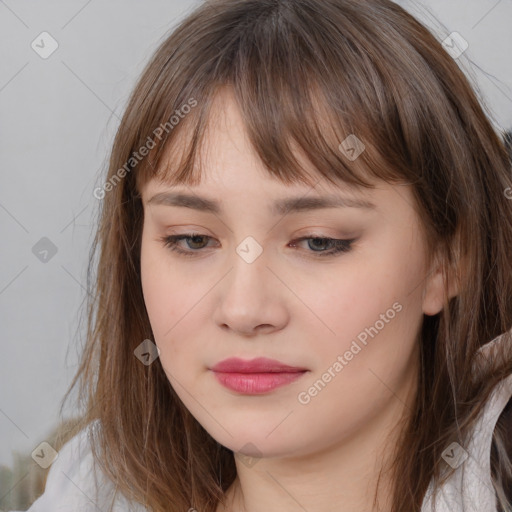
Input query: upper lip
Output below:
<box><xmin>210</xmin><ymin>357</ymin><xmax>307</xmax><ymax>373</ymax></box>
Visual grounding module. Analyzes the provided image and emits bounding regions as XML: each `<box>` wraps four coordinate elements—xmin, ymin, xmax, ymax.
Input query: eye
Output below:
<box><xmin>160</xmin><ymin>233</ymin><xmax>215</xmax><ymax>254</ymax></box>
<box><xmin>289</xmin><ymin>236</ymin><xmax>355</xmax><ymax>257</ymax></box>
<box><xmin>158</xmin><ymin>233</ymin><xmax>356</xmax><ymax>258</ymax></box>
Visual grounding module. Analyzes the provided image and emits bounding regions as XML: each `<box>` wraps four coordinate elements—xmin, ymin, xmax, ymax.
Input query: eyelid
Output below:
<box><xmin>158</xmin><ymin>232</ymin><xmax>357</xmax><ymax>259</ymax></box>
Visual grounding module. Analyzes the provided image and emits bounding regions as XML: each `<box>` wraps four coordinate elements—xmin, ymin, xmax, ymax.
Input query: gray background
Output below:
<box><xmin>0</xmin><ymin>0</ymin><xmax>511</xmax><ymax>471</ymax></box>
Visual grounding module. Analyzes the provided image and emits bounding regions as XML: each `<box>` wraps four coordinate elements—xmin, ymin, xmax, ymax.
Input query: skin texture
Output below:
<box><xmin>139</xmin><ymin>89</ymin><xmax>449</xmax><ymax>512</ymax></box>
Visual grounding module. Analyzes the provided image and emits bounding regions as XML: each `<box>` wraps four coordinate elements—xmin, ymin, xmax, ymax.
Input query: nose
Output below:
<box><xmin>212</xmin><ymin>246</ymin><xmax>290</xmax><ymax>337</ymax></box>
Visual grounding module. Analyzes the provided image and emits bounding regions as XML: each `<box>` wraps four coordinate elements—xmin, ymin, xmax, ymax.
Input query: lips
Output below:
<box><xmin>210</xmin><ymin>357</ymin><xmax>308</xmax><ymax>394</ymax></box>
<box><xmin>210</xmin><ymin>357</ymin><xmax>307</xmax><ymax>373</ymax></box>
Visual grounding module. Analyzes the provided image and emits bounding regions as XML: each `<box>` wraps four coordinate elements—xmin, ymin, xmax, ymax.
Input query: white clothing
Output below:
<box><xmin>421</xmin><ymin>332</ymin><xmax>512</xmax><ymax>512</ymax></box>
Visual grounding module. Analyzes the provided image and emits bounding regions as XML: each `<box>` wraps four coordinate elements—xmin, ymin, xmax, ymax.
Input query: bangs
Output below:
<box><xmin>133</xmin><ymin>0</ymin><xmax>416</xmax><ymax>196</ymax></box>
<box><xmin>135</xmin><ymin>83</ymin><xmax>404</xmax><ymax>194</ymax></box>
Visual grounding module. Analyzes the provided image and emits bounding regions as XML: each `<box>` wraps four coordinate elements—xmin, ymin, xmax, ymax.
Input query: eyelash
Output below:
<box><xmin>158</xmin><ymin>233</ymin><xmax>355</xmax><ymax>258</ymax></box>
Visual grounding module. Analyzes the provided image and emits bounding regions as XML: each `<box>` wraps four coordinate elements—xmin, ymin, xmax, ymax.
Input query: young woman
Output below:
<box><xmin>13</xmin><ymin>0</ymin><xmax>512</xmax><ymax>511</ymax></box>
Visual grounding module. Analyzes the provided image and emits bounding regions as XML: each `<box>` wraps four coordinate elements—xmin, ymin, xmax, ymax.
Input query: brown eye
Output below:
<box><xmin>160</xmin><ymin>234</ymin><xmax>215</xmax><ymax>255</ymax></box>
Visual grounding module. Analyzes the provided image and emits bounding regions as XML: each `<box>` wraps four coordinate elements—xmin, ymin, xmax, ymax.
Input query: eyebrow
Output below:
<box><xmin>147</xmin><ymin>191</ymin><xmax>376</xmax><ymax>215</ymax></box>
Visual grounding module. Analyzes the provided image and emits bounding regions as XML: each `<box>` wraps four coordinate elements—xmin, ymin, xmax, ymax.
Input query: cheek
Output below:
<box><xmin>140</xmin><ymin>232</ymin><xmax>182</xmax><ymax>342</ymax></box>
<box><xmin>140</xmin><ymin>234</ymin><xmax>209</xmax><ymax>370</ymax></box>
<box><xmin>292</xmin><ymin>265</ymin><xmax>395</xmax><ymax>336</ymax></box>
<box><xmin>295</xmin><ymin>242</ymin><xmax>424</xmax><ymax>363</ymax></box>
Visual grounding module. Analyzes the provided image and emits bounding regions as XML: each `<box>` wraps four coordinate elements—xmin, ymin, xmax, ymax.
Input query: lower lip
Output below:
<box><xmin>212</xmin><ymin>371</ymin><xmax>307</xmax><ymax>394</ymax></box>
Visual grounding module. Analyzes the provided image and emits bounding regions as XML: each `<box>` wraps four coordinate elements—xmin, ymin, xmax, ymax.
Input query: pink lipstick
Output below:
<box><xmin>210</xmin><ymin>357</ymin><xmax>308</xmax><ymax>394</ymax></box>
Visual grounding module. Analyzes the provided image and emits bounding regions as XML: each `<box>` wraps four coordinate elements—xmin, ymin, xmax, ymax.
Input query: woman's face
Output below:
<box><xmin>139</xmin><ymin>89</ymin><xmax>444</xmax><ymax>461</ymax></box>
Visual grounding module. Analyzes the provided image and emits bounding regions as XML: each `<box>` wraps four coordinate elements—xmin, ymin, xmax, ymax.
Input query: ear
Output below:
<box><xmin>422</xmin><ymin>248</ymin><xmax>461</xmax><ymax>316</ymax></box>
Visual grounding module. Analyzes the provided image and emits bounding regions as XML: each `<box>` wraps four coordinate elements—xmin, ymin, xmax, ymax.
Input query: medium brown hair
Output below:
<box><xmin>62</xmin><ymin>0</ymin><xmax>512</xmax><ymax>510</ymax></box>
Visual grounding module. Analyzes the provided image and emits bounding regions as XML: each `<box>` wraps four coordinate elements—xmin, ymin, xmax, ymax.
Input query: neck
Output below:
<box><xmin>216</xmin><ymin>380</ymin><xmax>416</xmax><ymax>512</ymax></box>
